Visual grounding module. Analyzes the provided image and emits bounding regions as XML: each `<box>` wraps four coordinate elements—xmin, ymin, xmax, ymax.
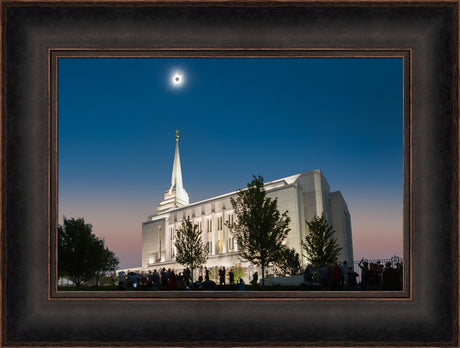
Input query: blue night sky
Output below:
<box><xmin>59</xmin><ymin>58</ymin><xmax>403</xmax><ymax>269</ymax></box>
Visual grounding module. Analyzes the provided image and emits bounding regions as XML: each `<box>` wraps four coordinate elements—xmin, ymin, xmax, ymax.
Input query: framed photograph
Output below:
<box><xmin>55</xmin><ymin>53</ymin><xmax>406</xmax><ymax>299</ymax></box>
<box><xmin>1</xmin><ymin>1</ymin><xmax>458</xmax><ymax>346</ymax></box>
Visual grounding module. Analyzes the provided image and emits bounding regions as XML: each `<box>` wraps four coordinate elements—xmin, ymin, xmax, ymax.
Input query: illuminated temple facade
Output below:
<box><xmin>141</xmin><ymin>131</ymin><xmax>353</xmax><ymax>275</ymax></box>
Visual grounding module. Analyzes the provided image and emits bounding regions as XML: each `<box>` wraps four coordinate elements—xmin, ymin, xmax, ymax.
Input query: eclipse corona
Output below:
<box><xmin>171</xmin><ymin>71</ymin><xmax>185</xmax><ymax>87</ymax></box>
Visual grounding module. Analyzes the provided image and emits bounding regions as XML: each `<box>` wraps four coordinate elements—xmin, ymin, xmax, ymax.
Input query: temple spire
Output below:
<box><xmin>156</xmin><ymin>130</ymin><xmax>189</xmax><ymax>212</ymax></box>
<box><xmin>170</xmin><ymin>129</ymin><xmax>183</xmax><ymax>194</ymax></box>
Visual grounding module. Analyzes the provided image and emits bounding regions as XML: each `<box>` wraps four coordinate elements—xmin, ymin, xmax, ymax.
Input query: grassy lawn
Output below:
<box><xmin>58</xmin><ymin>285</ymin><xmax>119</xmax><ymax>291</ymax></box>
<box><xmin>58</xmin><ymin>284</ymin><xmax>322</xmax><ymax>291</ymax></box>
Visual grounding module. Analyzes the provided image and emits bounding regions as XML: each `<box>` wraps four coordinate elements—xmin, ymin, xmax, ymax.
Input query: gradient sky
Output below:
<box><xmin>58</xmin><ymin>57</ymin><xmax>403</xmax><ymax>269</ymax></box>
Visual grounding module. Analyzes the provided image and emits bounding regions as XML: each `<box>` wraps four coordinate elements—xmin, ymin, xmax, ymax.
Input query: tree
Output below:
<box><xmin>230</xmin><ymin>175</ymin><xmax>291</xmax><ymax>287</ymax></box>
<box><xmin>174</xmin><ymin>216</ymin><xmax>208</xmax><ymax>282</ymax></box>
<box><xmin>274</xmin><ymin>247</ymin><xmax>302</xmax><ymax>276</ymax></box>
<box><xmin>301</xmin><ymin>214</ymin><xmax>342</xmax><ymax>266</ymax></box>
<box><xmin>93</xmin><ymin>242</ymin><xmax>120</xmax><ymax>288</ymax></box>
<box><xmin>58</xmin><ymin>217</ymin><xmax>119</xmax><ymax>288</ymax></box>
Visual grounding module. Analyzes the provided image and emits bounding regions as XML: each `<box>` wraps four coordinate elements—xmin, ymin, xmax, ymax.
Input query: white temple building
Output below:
<box><xmin>141</xmin><ymin>131</ymin><xmax>353</xmax><ymax>277</ymax></box>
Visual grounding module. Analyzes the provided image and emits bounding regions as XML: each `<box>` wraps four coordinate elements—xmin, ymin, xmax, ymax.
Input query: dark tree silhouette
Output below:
<box><xmin>301</xmin><ymin>214</ymin><xmax>342</xmax><ymax>266</ymax></box>
<box><xmin>230</xmin><ymin>175</ymin><xmax>291</xmax><ymax>287</ymax></box>
<box><xmin>274</xmin><ymin>247</ymin><xmax>302</xmax><ymax>276</ymax></box>
<box><xmin>58</xmin><ymin>217</ymin><xmax>119</xmax><ymax>288</ymax></box>
<box><xmin>93</xmin><ymin>242</ymin><xmax>120</xmax><ymax>288</ymax></box>
<box><xmin>174</xmin><ymin>216</ymin><xmax>208</xmax><ymax>282</ymax></box>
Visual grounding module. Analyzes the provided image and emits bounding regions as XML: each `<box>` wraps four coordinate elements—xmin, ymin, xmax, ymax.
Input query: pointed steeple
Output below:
<box><xmin>157</xmin><ymin>130</ymin><xmax>189</xmax><ymax>212</ymax></box>
<box><xmin>169</xmin><ymin>130</ymin><xmax>184</xmax><ymax>194</ymax></box>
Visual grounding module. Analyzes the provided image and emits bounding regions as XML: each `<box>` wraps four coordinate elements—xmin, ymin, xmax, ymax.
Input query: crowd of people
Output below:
<box><xmin>117</xmin><ymin>266</ymin><xmax>244</xmax><ymax>291</ymax></box>
<box><xmin>304</xmin><ymin>259</ymin><xmax>403</xmax><ymax>291</ymax></box>
<box><xmin>116</xmin><ymin>259</ymin><xmax>403</xmax><ymax>291</ymax></box>
<box><xmin>358</xmin><ymin>259</ymin><xmax>403</xmax><ymax>290</ymax></box>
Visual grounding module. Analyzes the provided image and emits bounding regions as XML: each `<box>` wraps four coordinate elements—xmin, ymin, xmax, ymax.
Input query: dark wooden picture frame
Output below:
<box><xmin>1</xmin><ymin>1</ymin><xmax>458</xmax><ymax>346</ymax></box>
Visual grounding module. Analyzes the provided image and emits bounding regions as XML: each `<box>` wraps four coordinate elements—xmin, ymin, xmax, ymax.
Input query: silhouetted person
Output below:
<box><xmin>117</xmin><ymin>271</ymin><xmax>126</xmax><ymax>289</ymax></box>
<box><xmin>167</xmin><ymin>271</ymin><xmax>177</xmax><ymax>290</ymax></box>
<box><xmin>151</xmin><ymin>269</ymin><xmax>160</xmax><ymax>290</ymax></box>
<box><xmin>319</xmin><ymin>264</ymin><xmax>330</xmax><ymax>290</ymax></box>
<box><xmin>346</xmin><ymin>267</ymin><xmax>359</xmax><ymax>290</ymax></box>
<box><xmin>251</xmin><ymin>272</ymin><xmax>258</xmax><ymax>286</ymax></box>
<box><xmin>358</xmin><ymin>259</ymin><xmax>369</xmax><ymax>290</ymax></box>
<box><xmin>229</xmin><ymin>269</ymin><xmax>235</xmax><ymax>285</ymax></box>
<box><xmin>184</xmin><ymin>268</ymin><xmax>191</xmax><ymax>285</ymax></box>
<box><xmin>160</xmin><ymin>268</ymin><xmax>168</xmax><ymax>289</ymax></box>
<box><xmin>219</xmin><ymin>267</ymin><xmax>226</xmax><ymax>287</ymax></box>
<box><xmin>237</xmin><ymin>277</ymin><xmax>245</xmax><ymax>291</ymax></box>
<box><xmin>127</xmin><ymin>272</ymin><xmax>138</xmax><ymax>289</ymax></box>
<box><xmin>304</xmin><ymin>265</ymin><xmax>313</xmax><ymax>285</ymax></box>
<box><xmin>193</xmin><ymin>275</ymin><xmax>203</xmax><ymax>290</ymax></box>
<box><xmin>332</xmin><ymin>263</ymin><xmax>341</xmax><ymax>290</ymax></box>
<box><xmin>200</xmin><ymin>275</ymin><xmax>216</xmax><ymax>290</ymax></box>
<box><xmin>340</xmin><ymin>261</ymin><xmax>348</xmax><ymax>289</ymax></box>
<box><xmin>382</xmin><ymin>262</ymin><xmax>401</xmax><ymax>290</ymax></box>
